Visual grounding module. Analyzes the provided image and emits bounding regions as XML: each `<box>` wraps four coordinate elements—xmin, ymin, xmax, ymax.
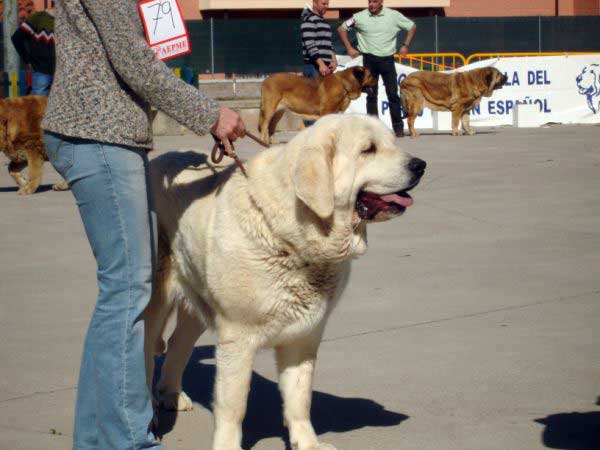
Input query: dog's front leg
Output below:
<box><xmin>276</xmin><ymin>336</ymin><xmax>337</xmax><ymax>450</ymax></box>
<box><xmin>212</xmin><ymin>336</ymin><xmax>257</xmax><ymax>450</ymax></box>
<box><xmin>461</xmin><ymin>112</ymin><xmax>475</xmax><ymax>136</ymax></box>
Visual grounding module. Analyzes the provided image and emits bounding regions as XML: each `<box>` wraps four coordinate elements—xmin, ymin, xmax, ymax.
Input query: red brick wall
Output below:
<box><xmin>445</xmin><ymin>0</ymin><xmax>600</xmax><ymax>16</ymax></box>
<box><xmin>445</xmin><ymin>0</ymin><xmax>557</xmax><ymax>17</ymax></box>
<box><xmin>568</xmin><ymin>0</ymin><xmax>600</xmax><ymax>14</ymax></box>
<box><xmin>166</xmin><ymin>0</ymin><xmax>600</xmax><ymax>19</ymax></box>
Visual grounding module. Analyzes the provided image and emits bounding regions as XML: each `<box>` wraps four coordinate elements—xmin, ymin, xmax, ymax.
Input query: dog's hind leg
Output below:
<box><xmin>404</xmin><ymin>91</ymin><xmax>422</xmax><ymax>138</ymax></box>
<box><xmin>143</xmin><ymin>283</ymin><xmax>176</xmax><ymax>404</ymax></box>
<box><xmin>268</xmin><ymin>108</ymin><xmax>286</xmax><ymax>143</ymax></box>
<box><xmin>156</xmin><ymin>303</ymin><xmax>206</xmax><ymax>411</ymax></box>
<box><xmin>259</xmin><ymin>94</ymin><xmax>282</xmax><ymax>145</ymax></box>
<box><xmin>8</xmin><ymin>161</ymin><xmax>27</xmax><ymax>189</ymax></box>
<box><xmin>451</xmin><ymin>108</ymin><xmax>462</xmax><ymax>136</ymax></box>
<box><xmin>144</xmin><ymin>242</ymin><xmax>178</xmax><ymax>403</ymax></box>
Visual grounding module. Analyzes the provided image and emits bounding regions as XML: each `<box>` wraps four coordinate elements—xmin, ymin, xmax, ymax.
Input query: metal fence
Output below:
<box><xmin>170</xmin><ymin>15</ymin><xmax>600</xmax><ymax>75</ymax></box>
<box><xmin>1</xmin><ymin>15</ymin><xmax>600</xmax><ymax>76</ymax></box>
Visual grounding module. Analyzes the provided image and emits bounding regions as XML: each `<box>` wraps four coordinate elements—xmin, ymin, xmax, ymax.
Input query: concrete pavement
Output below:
<box><xmin>1</xmin><ymin>124</ymin><xmax>599</xmax><ymax>450</ymax></box>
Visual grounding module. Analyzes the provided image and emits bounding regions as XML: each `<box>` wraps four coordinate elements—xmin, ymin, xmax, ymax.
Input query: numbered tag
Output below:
<box><xmin>138</xmin><ymin>0</ymin><xmax>191</xmax><ymax>61</ymax></box>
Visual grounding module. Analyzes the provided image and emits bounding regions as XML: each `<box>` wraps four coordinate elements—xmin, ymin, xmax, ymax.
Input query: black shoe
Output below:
<box><xmin>394</xmin><ymin>129</ymin><xmax>405</xmax><ymax>138</ymax></box>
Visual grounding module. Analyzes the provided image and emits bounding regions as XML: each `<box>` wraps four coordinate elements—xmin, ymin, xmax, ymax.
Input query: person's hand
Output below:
<box><xmin>210</xmin><ymin>106</ymin><xmax>246</xmax><ymax>156</ymax></box>
<box><xmin>329</xmin><ymin>58</ymin><xmax>337</xmax><ymax>72</ymax></box>
<box><xmin>398</xmin><ymin>44</ymin><xmax>409</xmax><ymax>56</ymax></box>
<box><xmin>318</xmin><ymin>61</ymin><xmax>331</xmax><ymax>76</ymax></box>
<box><xmin>348</xmin><ymin>47</ymin><xmax>361</xmax><ymax>59</ymax></box>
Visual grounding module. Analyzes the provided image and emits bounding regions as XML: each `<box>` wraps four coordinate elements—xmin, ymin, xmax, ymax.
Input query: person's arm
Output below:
<box><xmin>399</xmin><ymin>24</ymin><xmax>417</xmax><ymax>56</ymax></box>
<box><xmin>337</xmin><ymin>21</ymin><xmax>360</xmax><ymax>59</ymax></box>
<box><xmin>396</xmin><ymin>12</ymin><xmax>416</xmax><ymax>57</ymax></box>
<box><xmin>301</xmin><ymin>18</ymin><xmax>330</xmax><ymax>75</ymax></box>
<box><xmin>79</xmin><ymin>0</ymin><xmax>222</xmax><ymax>138</ymax></box>
<box><xmin>329</xmin><ymin>52</ymin><xmax>338</xmax><ymax>71</ymax></box>
<box><xmin>11</xmin><ymin>27</ymin><xmax>32</xmax><ymax>65</ymax></box>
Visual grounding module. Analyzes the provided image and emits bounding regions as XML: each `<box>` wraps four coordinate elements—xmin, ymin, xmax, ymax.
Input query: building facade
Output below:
<box><xmin>21</xmin><ymin>0</ymin><xmax>599</xmax><ymax>18</ymax></box>
<box><xmin>185</xmin><ymin>0</ymin><xmax>599</xmax><ymax>19</ymax></box>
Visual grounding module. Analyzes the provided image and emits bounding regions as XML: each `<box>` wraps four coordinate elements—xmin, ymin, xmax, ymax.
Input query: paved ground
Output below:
<box><xmin>1</xmin><ymin>124</ymin><xmax>599</xmax><ymax>450</ymax></box>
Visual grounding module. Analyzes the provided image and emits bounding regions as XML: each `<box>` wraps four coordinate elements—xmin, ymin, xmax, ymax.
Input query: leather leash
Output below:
<box><xmin>211</xmin><ymin>131</ymin><xmax>269</xmax><ymax>177</ymax></box>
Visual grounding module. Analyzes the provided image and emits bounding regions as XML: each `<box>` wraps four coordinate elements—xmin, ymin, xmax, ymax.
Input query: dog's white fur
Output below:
<box><xmin>145</xmin><ymin>114</ymin><xmax>419</xmax><ymax>450</ymax></box>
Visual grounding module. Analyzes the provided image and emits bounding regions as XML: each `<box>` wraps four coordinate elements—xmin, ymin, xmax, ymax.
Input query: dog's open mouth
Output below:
<box><xmin>355</xmin><ymin>190</ymin><xmax>414</xmax><ymax>222</ymax></box>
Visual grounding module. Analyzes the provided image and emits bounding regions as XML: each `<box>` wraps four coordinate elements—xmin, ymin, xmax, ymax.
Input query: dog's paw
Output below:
<box><xmin>52</xmin><ymin>181</ymin><xmax>69</xmax><ymax>191</ymax></box>
<box><xmin>465</xmin><ymin>129</ymin><xmax>476</xmax><ymax>136</ymax></box>
<box><xmin>159</xmin><ymin>390</ymin><xmax>193</xmax><ymax>411</ymax></box>
<box><xmin>17</xmin><ymin>186</ymin><xmax>34</xmax><ymax>195</ymax></box>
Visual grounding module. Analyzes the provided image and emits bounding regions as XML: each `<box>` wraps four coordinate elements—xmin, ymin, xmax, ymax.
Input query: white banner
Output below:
<box><xmin>337</xmin><ymin>54</ymin><xmax>600</xmax><ymax>129</ymax></box>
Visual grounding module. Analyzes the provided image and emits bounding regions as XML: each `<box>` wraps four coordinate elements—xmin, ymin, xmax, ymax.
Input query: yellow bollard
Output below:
<box><xmin>9</xmin><ymin>72</ymin><xmax>19</xmax><ymax>98</ymax></box>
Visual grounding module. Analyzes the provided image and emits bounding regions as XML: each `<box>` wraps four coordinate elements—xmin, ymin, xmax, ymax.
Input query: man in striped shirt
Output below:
<box><xmin>301</xmin><ymin>0</ymin><xmax>337</xmax><ymax>78</ymax></box>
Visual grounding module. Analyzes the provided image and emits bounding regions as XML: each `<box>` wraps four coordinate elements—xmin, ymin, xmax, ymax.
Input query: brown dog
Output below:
<box><xmin>400</xmin><ymin>66</ymin><xmax>508</xmax><ymax>137</ymax></box>
<box><xmin>258</xmin><ymin>66</ymin><xmax>376</xmax><ymax>143</ymax></box>
<box><xmin>0</xmin><ymin>96</ymin><xmax>67</xmax><ymax>195</ymax></box>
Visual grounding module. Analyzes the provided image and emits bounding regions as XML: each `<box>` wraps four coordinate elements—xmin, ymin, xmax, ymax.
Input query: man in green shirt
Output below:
<box><xmin>338</xmin><ymin>0</ymin><xmax>416</xmax><ymax>137</ymax></box>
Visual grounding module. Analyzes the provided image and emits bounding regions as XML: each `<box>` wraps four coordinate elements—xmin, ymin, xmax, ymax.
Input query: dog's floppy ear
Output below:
<box><xmin>484</xmin><ymin>69</ymin><xmax>494</xmax><ymax>88</ymax></box>
<box><xmin>293</xmin><ymin>140</ymin><xmax>335</xmax><ymax>220</ymax></box>
<box><xmin>480</xmin><ymin>67</ymin><xmax>496</xmax><ymax>96</ymax></box>
<box><xmin>353</xmin><ymin>66</ymin><xmax>365</xmax><ymax>85</ymax></box>
<box><xmin>340</xmin><ymin>68</ymin><xmax>361</xmax><ymax>93</ymax></box>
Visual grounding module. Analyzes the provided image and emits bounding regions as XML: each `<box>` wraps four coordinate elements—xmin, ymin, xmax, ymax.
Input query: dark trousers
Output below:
<box><xmin>363</xmin><ymin>53</ymin><xmax>404</xmax><ymax>132</ymax></box>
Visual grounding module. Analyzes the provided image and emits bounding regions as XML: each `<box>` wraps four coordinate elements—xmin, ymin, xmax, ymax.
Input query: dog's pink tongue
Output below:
<box><xmin>381</xmin><ymin>193</ymin><xmax>414</xmax><ymax>207</ymax></box>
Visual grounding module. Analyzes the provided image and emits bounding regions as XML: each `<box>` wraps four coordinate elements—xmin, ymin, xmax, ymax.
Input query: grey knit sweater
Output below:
<box><xmin>42</xmin><ymin>0</ymin><xmax>219</xmax><ymax>149</ymax></box>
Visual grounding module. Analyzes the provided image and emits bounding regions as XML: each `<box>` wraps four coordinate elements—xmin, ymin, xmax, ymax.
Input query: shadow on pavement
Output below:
<box><xmin>535</xmin><ymin>397</ymin><xmax>600</xmax><ymax>450</ymax></box>
<box><xmin>154</xmin><ymin>345</ymin><xmax>409</xmax><ymax>449</ymax></box>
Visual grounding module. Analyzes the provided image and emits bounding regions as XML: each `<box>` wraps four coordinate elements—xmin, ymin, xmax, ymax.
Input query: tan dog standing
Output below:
<box><xmin>145</xmin><ymin>114</ymin><xmax>426</xmax><ymax>450</ymax></box>
<box><xmin>0</xmin><ymin>96</ymin><xmax>67</xmax><ymax>194</ymax></box>
<box><xmin>400</xmin><ymin>66</ymin><xmax>508</xmax><ymax>137</ymax></box>
<box><xmin>258</xmin><ymin>66</ymin><xmax>376</xmax><ymax>144</ymax></box>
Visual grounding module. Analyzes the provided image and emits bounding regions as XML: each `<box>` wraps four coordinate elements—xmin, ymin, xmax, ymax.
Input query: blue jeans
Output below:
<box><xmin>44</xmin><ymin>132</ymin><xmax>162</xmax><ymax>450</ymax></box>
<box><xmin>302</xmin><ymin>63</ymin><xmax>320</xmax><ymax>127</ymax></box>
<box><xmin>31</xmin><ymin>72</ymin><xmax>53</xmax><ymax>96</ymax></box>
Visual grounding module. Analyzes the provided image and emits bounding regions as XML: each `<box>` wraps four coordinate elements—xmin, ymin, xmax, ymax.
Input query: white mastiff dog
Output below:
<box><xmin>145</xmin><ymin>114</ymin><xmax>426</xmax><ymax>450</ymax></box>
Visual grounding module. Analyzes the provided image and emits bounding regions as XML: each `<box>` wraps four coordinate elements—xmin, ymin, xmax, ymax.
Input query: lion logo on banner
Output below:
<box><xmin>576</xmin><ymin>64</ymin><xmax>600</xmax><ymax>114</ymax></box>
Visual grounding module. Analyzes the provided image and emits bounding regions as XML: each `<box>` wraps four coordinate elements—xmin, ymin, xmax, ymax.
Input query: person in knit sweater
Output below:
<box><xmin>42</xmin><ymin>2</ymin><xmax>245</xmax><ymax>449</ymax></box>
<box><xmin>11</xmin><ymin>1</ymin><xmax>56</xmax><ymax>95</ymax></box>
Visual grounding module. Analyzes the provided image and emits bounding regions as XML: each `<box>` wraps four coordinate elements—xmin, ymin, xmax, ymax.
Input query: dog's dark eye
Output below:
<box><xmin>362</xmin><ymin>144</ymin><xmax>377</xmax><ymax>155</ymax></box>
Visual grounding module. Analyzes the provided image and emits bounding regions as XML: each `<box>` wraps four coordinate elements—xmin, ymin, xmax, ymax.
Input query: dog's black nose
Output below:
<box><xmin>408</xmin><ymin>157</ymin><xmax>426</xmax><ymax>175</ymax></box>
